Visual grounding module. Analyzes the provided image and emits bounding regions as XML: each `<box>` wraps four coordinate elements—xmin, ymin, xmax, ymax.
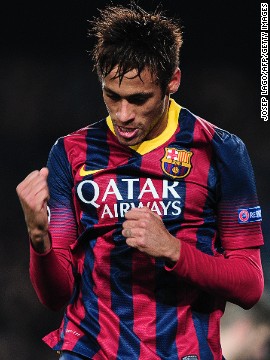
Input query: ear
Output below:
<box><xmin>167</xmin><ymin>68</ymin><xmax>181</xmax><ymax>94</ymax></box>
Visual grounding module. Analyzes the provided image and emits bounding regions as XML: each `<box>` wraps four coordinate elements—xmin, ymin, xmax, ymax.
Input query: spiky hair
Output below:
<box><xmin>90</xmin><ymin>3</ymin><xmax>183</xmax><ymax>90</ymax></box>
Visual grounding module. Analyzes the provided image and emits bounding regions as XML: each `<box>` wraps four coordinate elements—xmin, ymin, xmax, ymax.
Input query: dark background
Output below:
<box><xmin>1</xmin><ymin>1</ymin><xmax>269</xmax><ymax>359</ymax></box>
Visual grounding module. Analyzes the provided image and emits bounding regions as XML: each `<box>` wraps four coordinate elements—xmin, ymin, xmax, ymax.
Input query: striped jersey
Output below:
<box><xmin>42</xmin><ymin>99</ymin><xmax>263</xmax><ymax>359</ymax></box>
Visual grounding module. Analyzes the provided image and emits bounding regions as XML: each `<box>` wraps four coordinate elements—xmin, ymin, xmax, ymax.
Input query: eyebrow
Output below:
<box><xmin>103</xmin><ymin>86</ymin><xmax>153</xmax><ymax>101</ymax></box>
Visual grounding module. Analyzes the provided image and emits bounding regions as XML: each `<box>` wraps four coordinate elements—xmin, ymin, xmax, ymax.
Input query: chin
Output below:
<box><xmin>117</xmin><ymin>136</ymin><xmax>140</xmax><ymax>146</ymax></box>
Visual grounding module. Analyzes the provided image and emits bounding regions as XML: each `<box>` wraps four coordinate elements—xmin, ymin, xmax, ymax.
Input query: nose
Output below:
<box><xmin>116</xmin><ymin>100</ymin><xmax>135</xmax><ymax>123</ymax></box>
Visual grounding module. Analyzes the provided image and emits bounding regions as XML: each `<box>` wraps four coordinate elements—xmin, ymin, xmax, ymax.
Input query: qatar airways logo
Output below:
<box><xmin>76</xmin><ymin>178</ymin><xmax>182</xmax><ymax>219</ymax></box>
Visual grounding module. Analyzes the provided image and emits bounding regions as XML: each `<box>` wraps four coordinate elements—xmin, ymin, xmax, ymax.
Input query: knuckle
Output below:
<box><xmin>137</xmin><ymin>228</ymin><xmax>146</xmax><ymax>239</ymax></box>
<box><xmin>138</xmin><ymin>220</ymin><xmax>147</xmax><ymax>229</ymax></box>
<box><xmin>137</xmin><ymin>237</ymin><xmax>146</xmax><ymax>247</ymax></box>
<box><xmin>16</xmin><ymin>186</ymin><xmax>22</xmax><ymax>196</ymax></box>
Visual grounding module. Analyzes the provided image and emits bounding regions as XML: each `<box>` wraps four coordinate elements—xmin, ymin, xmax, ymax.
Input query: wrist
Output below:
<box><xmin>29</xmin><ymin>229</ymin><xmax>51</xmax><ymax>253</ymax></box>
<box><xmin>165</xmin><ymin>236</ymin><xmax>181</xmax><ymax>264</ymax></box>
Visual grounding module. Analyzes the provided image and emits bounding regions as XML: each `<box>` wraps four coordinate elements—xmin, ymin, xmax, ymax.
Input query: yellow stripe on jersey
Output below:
<box><xmin>106</xmin><ymin>99</ymin><xmax>181</xmax><ymax>155</ymax></box>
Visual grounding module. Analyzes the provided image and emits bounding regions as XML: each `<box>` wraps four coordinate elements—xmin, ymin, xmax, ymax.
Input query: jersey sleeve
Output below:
<box><xmin>213</xmin><ymin>129</ymin><xmax>264</xmax><ymax>250</ymax></box>
<box><xmin>29</xmin><ymin>138</ymin><xmax>77</xmax><ymax>310</ymax></box>
<box><xmin>168</xmin><ymin>243</ymin><xmax>263</xmax><ymax>309</ymax></box>
<box><xmin>47</xmin><ymin>137</ymin><xmax>78</xmax><ymax>248</ymax></box>
<box><xmin>167</xmin><ymin>127</ymin><xmax>264</xmax><ymax>309</ymax></box>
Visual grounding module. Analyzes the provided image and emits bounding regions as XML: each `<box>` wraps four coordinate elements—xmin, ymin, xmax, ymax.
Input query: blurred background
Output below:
<box><xmin>1</xmin><ymin>1</ymin><xmax>269</xmax><ymax>359</ymax></box>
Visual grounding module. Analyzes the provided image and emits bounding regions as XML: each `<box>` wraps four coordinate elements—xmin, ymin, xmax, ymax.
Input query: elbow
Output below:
<box><xmin>37</xmin><ymin>294</ymin><xmax>70</xmax><ymax>312</ymax></box>
<box><xmin>233</xmin><ymin>271</ymin><xmax>264</xmax><ymax>310</ymax></box>
<box><xmin>30</xmin><ymin>276</ymin><xmax>72</xmax><ymax>312</ymax></box>
<box><xmin>30</xmin><ymin>269</ymin><xmax>73</xmax><ymax>312</ymax></box>
<box><xmin>242</xmin><ymin>280</ymin><xmax>264</xmax><ymax>310</ymax></box>
<box><xmin>39</xmin><ymin>298</ymin><xmax>66</xmax><ymax>312</ymax></box>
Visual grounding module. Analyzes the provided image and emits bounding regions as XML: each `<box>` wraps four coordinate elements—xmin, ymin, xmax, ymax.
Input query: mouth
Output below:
<box><xmin>116</xmin><ymin>126</ymin><xmax>139</xmax><ymax>140</ymax></box>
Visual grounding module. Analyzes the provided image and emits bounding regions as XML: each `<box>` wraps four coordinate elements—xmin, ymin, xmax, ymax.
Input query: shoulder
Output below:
<box><xmin>178</xmin><ymin>105</ymin><xmax>245</xmax><ymax>150</ymax></box>
<box><xmin>211</xmin><ymin>126</ymin><xmax>248</xmax><ymax>162</ymax></box>
<box><xmin>51</xmin><ymin>118</ymin><xmax>108</xmax><ymax>151</ymax></box>
<box><xmin>63</xmin><ymin>118</ymin><xmax>107</xmax><ymax>142</ymax></box>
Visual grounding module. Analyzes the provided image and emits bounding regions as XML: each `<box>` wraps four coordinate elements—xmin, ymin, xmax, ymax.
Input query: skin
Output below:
<box><xmin>103</xmin><ymin>67</ymin><xmax>181</xmax><ymax>262</ymax></box>
<box><xmin>122</xmin><ymin>207</ymin><xmax>180</xmax><ymax>263</ymax></box>
<box><xmin>16</xmin><ymin>67</ymin><xmax>181</xmax><ymax>262</ymax></box>
<box><xmin>16</xmin><ymin>167</ymin><xmax>51</xmax><ymax>253</ymax></box>
<box><xmin>102</xmin><ymin>67</ymin><xmax>181</xmax><ymax>146</ymax></box>
<box><xmin>16</xmin><ymin>66</ymin><xmax>263</xmax><ymax>318</ymax></box>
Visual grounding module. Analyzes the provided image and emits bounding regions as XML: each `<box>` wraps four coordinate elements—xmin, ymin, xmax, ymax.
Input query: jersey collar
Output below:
<box><xmin>106</xmin><ymin>99</ymin><xmax>181</xmax><ymax>155</ymax></box>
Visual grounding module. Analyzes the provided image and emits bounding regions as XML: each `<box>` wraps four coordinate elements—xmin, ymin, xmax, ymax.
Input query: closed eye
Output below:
<box><xmin>126</xmin><ymin>94</ymin><xmax>152</xmax><ymax>105</ymax></box>
<box><xmin>104</xmin><ymin>87</ymin><xmax>153</xmax><ymax>105</ymax></box>
<box><xmin>105</xmin><ymin>92</ymin><xmax>121</xmax><ymax>102</ymax></box>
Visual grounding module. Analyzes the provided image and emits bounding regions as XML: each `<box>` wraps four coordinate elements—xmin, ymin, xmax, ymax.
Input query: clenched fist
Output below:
<box><xmin>122</xmin><ymin>207</ymin><xmax>180</xmax><ymax>263</ymax></box>
<box><xmin>16</xmin><ymin>167</ymin><xmax>51</xmax><ymax>253</ymax></box>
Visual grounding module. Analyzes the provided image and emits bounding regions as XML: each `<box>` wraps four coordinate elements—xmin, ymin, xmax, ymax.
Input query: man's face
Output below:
<box><xmin>102</xmin><ymin>67</ymin><xmax>170</xmax><ymax>146</ymax></box>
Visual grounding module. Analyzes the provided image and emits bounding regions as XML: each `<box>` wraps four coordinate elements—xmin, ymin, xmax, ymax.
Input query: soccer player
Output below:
<box><xmin>16</xmin><ymin>3</ymin><xmax>264</xmax><ymax>360</ymax></box>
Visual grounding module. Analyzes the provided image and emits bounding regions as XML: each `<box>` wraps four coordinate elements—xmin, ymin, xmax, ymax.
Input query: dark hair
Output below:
<box><xmin>89</xmin><ymin>3</ymin><xmax>183</xmax><ymax>92</ymax></box>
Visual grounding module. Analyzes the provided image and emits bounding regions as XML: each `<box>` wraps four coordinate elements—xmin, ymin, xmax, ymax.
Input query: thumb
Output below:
<box><xmin>40</xmin><ymin>167</ymin><xmax>49</xmax><ymax>179</ymax></box>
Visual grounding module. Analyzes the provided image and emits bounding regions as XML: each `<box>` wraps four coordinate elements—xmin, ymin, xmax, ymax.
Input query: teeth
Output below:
<box><xmin>119</xmin><ymin>127</ymin><xmax>134</xmax><ymax>132</ymax></box>
<box><xmin>116</xmin><ymin>125</ymin><xmax>138</xmax><ymax>139</ymax></box>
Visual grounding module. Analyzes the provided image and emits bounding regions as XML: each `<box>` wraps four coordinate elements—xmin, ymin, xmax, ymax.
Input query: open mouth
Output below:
<box><xmin>116</xmin><ymin>126</ymin><xmax>139</xmax><ymax>139</ymax></box>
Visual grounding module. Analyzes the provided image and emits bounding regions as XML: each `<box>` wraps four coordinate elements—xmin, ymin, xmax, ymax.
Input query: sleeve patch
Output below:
<box><xmin>238</xmin><ymin>206</ymin><xmax>262</xmax><ymax>224</ymax></box>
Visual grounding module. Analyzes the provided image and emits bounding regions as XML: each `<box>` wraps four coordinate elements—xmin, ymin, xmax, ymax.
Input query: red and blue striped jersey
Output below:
<box><xmin>41</xmin><ymin>100</ymin><xmax>263</xmax><ymax>359</ymax></box>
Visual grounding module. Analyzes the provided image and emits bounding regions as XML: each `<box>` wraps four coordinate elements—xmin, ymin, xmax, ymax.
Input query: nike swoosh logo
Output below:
<box><xmin>79</xmin><ymin>165</ymin><xmax>105</xmax><ymax>177</ymax></box>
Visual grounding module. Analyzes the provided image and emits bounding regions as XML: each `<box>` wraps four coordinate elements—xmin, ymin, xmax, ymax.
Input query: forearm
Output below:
<box><xmin>168</xmin><ymin>242</ymin><xmax>264</xmax><ymax>309</ymax></box>
<box><xmin>29</xmin><ymin>238</ymin><xmax>74</xmax><ymax>311</ymax></box>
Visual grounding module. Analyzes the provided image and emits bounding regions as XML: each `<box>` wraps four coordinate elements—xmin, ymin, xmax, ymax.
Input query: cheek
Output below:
<box><xmin>142</xmin><ymin>101</ymin><xmax>166</xmax><ymax>125</ymax></box>
<box><xmin>103</xmin><ymin>95</ymin><xmax>117</xmax><ymax>113</ymax></box>
<box><xmin>103</xmin><ymin>98</ymin><xmax>112</xmax><ymax>112</ymax></box>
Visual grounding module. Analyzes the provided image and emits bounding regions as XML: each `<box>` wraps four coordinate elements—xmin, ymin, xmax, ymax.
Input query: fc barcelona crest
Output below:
<box><xmin>161</xmin><ymin>147</ymin><xmax>193</xmax><ymax>179</ymax></box>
